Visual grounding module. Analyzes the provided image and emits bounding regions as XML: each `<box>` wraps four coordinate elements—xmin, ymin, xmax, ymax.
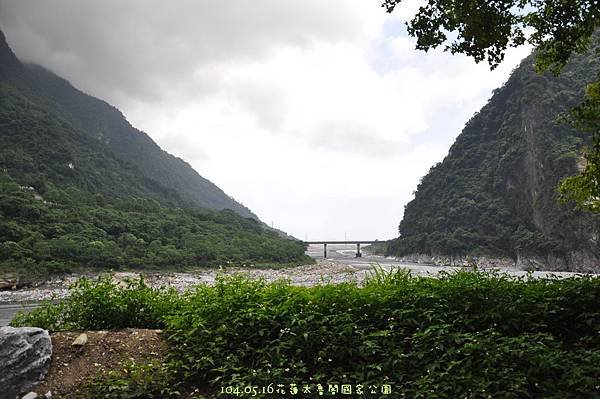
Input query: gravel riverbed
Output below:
<box><xmin>0</xmin><ymin>260</ymin><xmax>373</xmax><ymax>303</ymax></box>
<box><xmin>0</xmin><ymin>255</ymin><xmax>591</xmax><ymax>304</ymax></box>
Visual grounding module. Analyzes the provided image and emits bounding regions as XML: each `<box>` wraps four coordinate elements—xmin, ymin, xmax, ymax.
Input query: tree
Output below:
<box><xmin>558</xmin><ymin>78</ymin><xmax>600</xmax><ymax>210</ymax></box>
<box><xmin>383</xmin><ymin>0</ymin><xmax>600</xmax><ymax>209</ymax></box>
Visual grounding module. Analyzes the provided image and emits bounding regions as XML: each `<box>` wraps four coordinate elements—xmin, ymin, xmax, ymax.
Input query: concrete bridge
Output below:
<box><xmin>305</xmin><ymin>241</ymin><xmax>381</xmax><ymax>258</ymax></box>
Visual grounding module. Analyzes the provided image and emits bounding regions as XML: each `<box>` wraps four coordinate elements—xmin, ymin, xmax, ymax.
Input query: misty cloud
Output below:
<box><xmin>0</xmin><ymin>0</ymin><xmax>374</xmax><ymax>104</ymax></box>
<box><xmin>158</xmin><ymin>132</ymin><xmax>210</xmax><ymax>163</ymax></box>
<box><xmin>309</xmin><ymin>120</ymin><xmax>403</xmax><ymax>158</ymax></box>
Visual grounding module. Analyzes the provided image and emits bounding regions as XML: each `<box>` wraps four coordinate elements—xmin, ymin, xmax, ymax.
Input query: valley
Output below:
<box><xmin>1</xmin><ymin>3</ymin><xmax>600</xmax><ymax>397</ymax></box>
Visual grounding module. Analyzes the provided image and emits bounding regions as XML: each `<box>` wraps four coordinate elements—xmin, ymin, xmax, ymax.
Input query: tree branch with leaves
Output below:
<box><xmin>383</xmin><ymin>0</ymin><xmax>600</xmax><ymax>209</ymax></box>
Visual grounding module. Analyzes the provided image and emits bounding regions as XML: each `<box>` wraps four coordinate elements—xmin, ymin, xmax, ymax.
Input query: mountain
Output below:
<box><xmin>0</xmin><ymin>28</ymin><xmax>310</xmax><ymax>283</ymax></box>
<box><xmin>388</xmin><ymin>42</ymin><xmax>600</xmax><ymax>271</ymax></box>
<box><xmin>0</xmin><ymin>29</ymin><xmax>257</xmax><ymax>219</ymax></box>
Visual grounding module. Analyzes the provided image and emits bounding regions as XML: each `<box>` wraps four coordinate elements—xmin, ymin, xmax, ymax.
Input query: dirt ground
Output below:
<box><xmin>31</xmin><ymin>329</ymin><xmax>166</xmax><ymax>398</ymax></box>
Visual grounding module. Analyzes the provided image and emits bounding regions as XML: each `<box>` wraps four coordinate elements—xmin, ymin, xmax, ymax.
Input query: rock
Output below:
<box><xmin>0</xmin><ymin>327</ymin><xmax>52</xmax><ymax>398</ymax></box>
<box><xmin>21</xmin><ymin>393</ymin><xmax>38</xmax><ymax>399</ymax></box>
<box><xmin>44</xmin><ymin>391</ymin><xmax>52</xmax><ymax>399</ymax></box>
<box><xmin>72</xmin><ymin>332</ymin><xmax>87</xmax><ymax>347</ymax></box>
<box><xmin>0</xmin><ymin>277</ymin><xmax>17</xmax><ymax>290</ymax></box>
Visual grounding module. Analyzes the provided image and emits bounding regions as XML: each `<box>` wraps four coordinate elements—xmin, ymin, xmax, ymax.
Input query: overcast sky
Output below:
<box><xmin>0</xmin><ymin>0</ymin><xmax>531</xmax><ymax>240</ymax></box>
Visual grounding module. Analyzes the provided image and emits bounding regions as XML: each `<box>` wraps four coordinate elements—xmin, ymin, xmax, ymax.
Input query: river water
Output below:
<box><xmin>0</xmin><ymin>303</ymin><xmax>39</xmax><ymax>327</ymax></box>
<box><xmin>0</xmin><ymin>244</ymin><xmax>592</xmax><ymax>326</ymax></box>
<box><xmin>307</xmin><ymin>244</ymin><xmax>585</xmax><ymax>278</ymax></box>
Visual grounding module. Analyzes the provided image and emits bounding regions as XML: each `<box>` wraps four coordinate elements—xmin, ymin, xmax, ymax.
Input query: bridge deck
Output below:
<box><xmin>305</xmin><ymin>241</ymin><xmax>381</xmax><ymax>245</ymax></box>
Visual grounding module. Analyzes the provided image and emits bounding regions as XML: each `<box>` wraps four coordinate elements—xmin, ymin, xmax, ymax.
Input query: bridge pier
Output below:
<box><xmin>356</xmin><ymin>243</ymin><xmax>361</xmax><ymax>258</ymax></box>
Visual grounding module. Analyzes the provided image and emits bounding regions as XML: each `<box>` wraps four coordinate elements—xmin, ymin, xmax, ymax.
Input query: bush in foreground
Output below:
<box><xmin>12</xmin><ymin>269</ymin><xmax>600</xmax><ymax>398</ymax></box>
<box><xmin>11</xmin><ymin>275</ymin><xmax>181</xmax><ymax>330</ymax></box>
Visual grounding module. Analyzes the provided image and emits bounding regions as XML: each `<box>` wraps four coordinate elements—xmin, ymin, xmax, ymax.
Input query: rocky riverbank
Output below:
<box><xmin>397</xmin><ymin>253</ymin><xmax>600</xmax><ymax>273</ymax></box>
<box><xmin>0</xmin><ymin>260</ymin><xmax>364</xmax><ymax>304</ymax></box>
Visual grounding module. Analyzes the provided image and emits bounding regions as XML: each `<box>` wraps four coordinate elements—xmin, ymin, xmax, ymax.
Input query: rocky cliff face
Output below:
<box><xmin>388</xmin><ymin>45</ymin><xmax>600</xmax><ymax>271</ymax></box>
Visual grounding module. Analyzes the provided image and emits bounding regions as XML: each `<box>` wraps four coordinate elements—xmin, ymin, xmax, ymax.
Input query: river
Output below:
<box><xmin>0</xmin><ymin>244</ymin><xmax>592</xmax><ymax>326</ymax></box>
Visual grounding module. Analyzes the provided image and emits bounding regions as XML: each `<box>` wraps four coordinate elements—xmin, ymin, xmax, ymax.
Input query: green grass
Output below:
<box><xmin>12</xmin><ymin>269</ymin><xmax>600</xmax><ymax>398</ymax></box>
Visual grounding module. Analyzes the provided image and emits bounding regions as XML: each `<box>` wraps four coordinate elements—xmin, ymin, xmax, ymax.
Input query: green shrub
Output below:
<box><xmin>11</xmin><ymin>274</ymin><xmax>182</xmax><ymax>331</ymax></box>
<box><xmin>163</xmin><ymin>270</ymin><xmax>600</xmax><ymax>398</ymax></box>
<box><xmin>83</xmin><ymin>361</ymin><xmax>184</xmax><ymax>399</ymax></box>
<box><xmin>10</xmin><ymin>297</ymin><xmax>67</xmax><ymax>332</ymax></box>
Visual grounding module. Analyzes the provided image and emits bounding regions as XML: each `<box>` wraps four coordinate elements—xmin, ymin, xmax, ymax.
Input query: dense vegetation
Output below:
<box><xmin>13</xmin><ymin>270</ymin><xmax>600</xmax><ymax>398</ymax></box>
<box><xmin>0</xmin><ymin>172</ymin><xmax>310</xmax><ymax>283</ymax></box>
<box><xmin>388</xmin><ymin>43</ymin><xmax>600</xmax><ymax>267</ymax></box>
<box><xmin>363</xmin><ymin>242</ymin><xmax>388</xmax><ymax>256</ymax></box>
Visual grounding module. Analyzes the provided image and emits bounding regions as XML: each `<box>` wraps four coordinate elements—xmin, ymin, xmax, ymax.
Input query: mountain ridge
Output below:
<box><xmin>0</xmin><ymin>28</ymin><xmax>258</xmax><ymax>220</ymax></box>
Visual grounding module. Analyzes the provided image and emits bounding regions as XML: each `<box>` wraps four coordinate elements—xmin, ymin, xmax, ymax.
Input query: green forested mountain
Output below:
<box><xmin>0</xmin><ymin>29</ymin><xmax>309</xmax><ymax>281</ymax></box>
<box><xmin>0</xmin><ymin>29</ymin><xmax>256</xmax><ymax>219</ymax></box>
<box><xmin>388</xmin><ymin>43</ymin><xmax>600</xmax><ymax>271</ymax></box>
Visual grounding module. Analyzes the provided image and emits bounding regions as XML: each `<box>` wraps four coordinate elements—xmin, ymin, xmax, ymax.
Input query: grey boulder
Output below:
<box><xmin>0</xmin><ymin>327</ymin><xmax>52</xmax><ymax>398</ymax></box>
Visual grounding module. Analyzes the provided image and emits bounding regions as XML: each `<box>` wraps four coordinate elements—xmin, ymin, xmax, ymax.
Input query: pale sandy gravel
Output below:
<box><xmin>0</xmin><ymin>260</ymin><xmax>368</xmax><ymax>303</ymax></box>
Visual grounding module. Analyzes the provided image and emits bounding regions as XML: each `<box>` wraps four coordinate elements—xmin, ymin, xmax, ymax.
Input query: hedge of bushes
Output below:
<box><xmin>12</xmin><ymin>269</ymin><xmax>600</xmax><ymax>398</ymax></box>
